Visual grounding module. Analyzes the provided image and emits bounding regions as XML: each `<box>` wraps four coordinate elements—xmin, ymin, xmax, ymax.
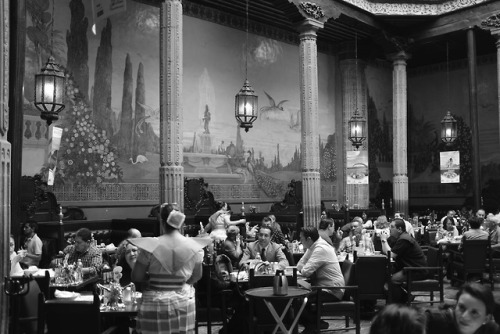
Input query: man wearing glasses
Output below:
<box><xmin>239</xmin><ymin>226</ymin><xmax>289</xmax><ymax>270</ymax></box>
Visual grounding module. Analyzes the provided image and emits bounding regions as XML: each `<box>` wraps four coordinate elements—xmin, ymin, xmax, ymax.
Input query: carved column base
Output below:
<box><xmin>302</xmin><ymin>171</ymin><xmax>321</xmax><ymax>227</ymax></box>
<box><xmin>159</xmin><ymin>165</ymin><xmax>184</xmax><ymax>209</ymax></box>
<box><xmin>393</xmin><ymin>174</ymin><xmax>408</xmax><ymax>215</ymax></box>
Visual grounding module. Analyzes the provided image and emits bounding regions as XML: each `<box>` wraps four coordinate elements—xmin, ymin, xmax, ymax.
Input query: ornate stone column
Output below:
<box><xmin>339</xmin><ymin>44</ymin><xmax>369</xmax><ymax>211</ymax></box>
<box><xmin>0</xmin><ymin>0</ymin><xmax>10</xmax><ymax>331</ymax></box>
<box><xmin>159</xmin><ymin>0</ymin><xmax>184</xmax><ymax>209</ymax></box>
<box><xmin>390</xmin><ymin>51</ymin><xmax>410</xmax><ymax>215</ymax></box>
<box><xmin>297</xmin><ymin>18</ymin><xmax>323</xmax><ymax>227</ymax></box>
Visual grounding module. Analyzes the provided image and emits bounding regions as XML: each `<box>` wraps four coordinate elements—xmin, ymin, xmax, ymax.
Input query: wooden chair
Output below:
<box><xmin>355</xmin><ymin>255</ymin><xmax>390</xmax><ymax>307</ymax></box>
<box><xmin>403</xmin><ymin>246</ymin><xmax>444</xmax><ymax>306</ymax></box>
<box><xmin>195</xmin><ymin>263</ymin><xmax>233</xmax><ymax>334</ymax></box>
<box><xmin>37</xmin><ymin>291</ymin><xmax>117</xmax><ymax>334</ymax></box>
<box><xmin>311</xmin><ymin>260</ymin><xmax>360</xmax><ymax>334</ymax></box>
<box><xmin>449</xmin><ymin>238</ymin><xmax>493</xmax><ymax>290</ymax></box>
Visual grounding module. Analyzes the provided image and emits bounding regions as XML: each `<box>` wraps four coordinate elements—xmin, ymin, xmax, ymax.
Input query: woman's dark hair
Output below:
<box><xmin>160</xmin><ymin>203</ymin><xmax>178</xmax><ymax>232</ymax></box>
<box><xmin>215</xmin><ymin>201</ymin><xmax>227</xmax><ymax>211</ymax></box>
<box><xmin>369</xmin><ymin>304</ymin><xmax>425</xmax><ymax>334</ymax></box>
<box><xmin>443</xmin><ymin>217</ymin><xmax>455</xmax><ymax>231</ymax></box>
<box><xmin>456</xmin><ymin>282</ymin><xmax>495</xmax><ymax>315</ymax></box>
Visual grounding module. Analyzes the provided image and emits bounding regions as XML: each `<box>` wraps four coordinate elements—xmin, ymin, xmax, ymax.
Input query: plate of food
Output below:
<box><xmin>54</xmin><ymin>290</ymin><xmax>80</xmax><ymax>299</ymax></box>
<box><xmin>23</xmin><ymin>266</ymin><xmax>38</xmax><ymax>276</ymax></box>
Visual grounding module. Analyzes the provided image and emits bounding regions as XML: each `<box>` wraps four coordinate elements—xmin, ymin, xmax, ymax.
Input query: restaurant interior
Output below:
<box><xmin>2</xmin><ymin>0</ymin><xmax>500</xmax><ymax>333</ymax></box>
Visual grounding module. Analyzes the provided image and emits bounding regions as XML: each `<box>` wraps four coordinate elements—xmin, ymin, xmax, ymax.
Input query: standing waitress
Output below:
<box><xmin>131</xmin><ymin>203</ymin><xmax>206</xmax><ymax>334</ymax></box>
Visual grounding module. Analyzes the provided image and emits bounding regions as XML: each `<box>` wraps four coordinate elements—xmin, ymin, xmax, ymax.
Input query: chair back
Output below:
<box><xmin>39</xmin><ymin>292</ymin><xmax>101</xmax><ymax>334</ymax></box>
<box><xmin>355</xmin><ymin>255</ymin><xmax>389</xmax><ymax>300</ymax></box>
<box><xmin>462</xmin><ymin>239</ymin><xmax>490</xmax><ymax>272</ymax></box>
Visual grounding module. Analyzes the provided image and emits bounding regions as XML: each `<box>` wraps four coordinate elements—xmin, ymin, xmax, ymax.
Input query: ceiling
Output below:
<box><xmin>184</xmin><ymin>0</ymin><xmax>499</xmax><ymax>67</ymax></box>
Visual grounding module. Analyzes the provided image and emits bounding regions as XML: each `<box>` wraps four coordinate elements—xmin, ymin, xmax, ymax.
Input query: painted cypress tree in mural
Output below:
<box><xmin>66</xmin><ymin>0</ymin><xmax>89</xmax><ymax>101</ymax></box>
<box><xmin>132</xmin><ymin>63</ymin><xmax>147</xmax><ymax>160</ymax></box>
<box><xmin>93</xmin><ymin>19</ymin><xmax>114</xmax><ymax>138</ymax></box>
<box><xmin>320</xmin><ymin>134</ymin><xmax>336</xmax><ymax>181</ymax></box>
<box><xmin>113</xmin><ymin>54</ymin><xmax>134</xmax><ymax>158</ymax></box>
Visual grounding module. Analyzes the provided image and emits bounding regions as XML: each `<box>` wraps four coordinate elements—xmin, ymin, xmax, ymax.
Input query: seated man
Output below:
<box><xmin>61</xmin><ymin>228</ymin><xmax>103</xmax><ymax>277</ymax></box>
<box><xmin>20</xmin><ymin>220</ymin><xmax>43</xmax><ymax>268</ymax></box>
<box><xmin>297</xmin><ymin>226</ymin><xmax>345</xmax><ymax>332</ymax></box>
<box><xmin>239</xmin><ymin>226</ymin><xmax>288</xmax><ymax>270</ymax></box>
<box><xmin>318</xmin><ymin>218</ymin><xmax>336</xmax><ymax>248</ymax></box>
<box><xmin>127</xmin><ymin>228</ymin><xmax>142</xmax><ymax>238</ymax></box>
<box><xmin>380</xmin><ymin>219</ymin><xmax>427</xmax><ymax>303</ymax></box>
<box><xmin>261</xmin><ymin>216</ymin><xmax>287</xmax><ymax>247</ymax></box>
<box><xmin>484</xmin><ymin>217</ymin><xmax>500</xmax><ymax>253</ymax></box>
<box><xmin>462</xmin><ymin>216</ymin><xmax>488</xmax><ymax>243</ymax></box>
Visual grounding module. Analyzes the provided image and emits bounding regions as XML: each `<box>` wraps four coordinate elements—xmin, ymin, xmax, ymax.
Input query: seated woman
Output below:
<box><xmin>9</xmin><ymin>235</ymin><xmax>24</xmax><ymax>276</ymax></box>
<box><xmin>204</xmin><ymin>201</ymin><xmax>246</xmax><ymax>241</ymax></box>
<box><xmin>426</xmin><ymin>282</ymin><xmax>499</xmax><ymax>334</ymax></box>
<box><xmin>436</xmin><ymin>217</ymin><xmax>459</xmax><ymax>244</ymax></box>
<box><xmin>115</xmin><ymin>240</ymin><xmax>141</xmax><ymax>290</ymax></box>
<box><xmin>223</xmin><ymin>225</ymin><xmax>245</xmax><ymax>268</ymax></box>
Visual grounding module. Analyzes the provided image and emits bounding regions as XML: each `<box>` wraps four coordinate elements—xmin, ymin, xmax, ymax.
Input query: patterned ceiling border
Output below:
<box><xmin>340</xmin><ymin>0</ymin><xmax>491</xmax><ymax>16</ymax></box>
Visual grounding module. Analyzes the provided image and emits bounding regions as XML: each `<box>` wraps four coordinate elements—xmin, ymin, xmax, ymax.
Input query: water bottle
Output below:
<box><xmin>241</xmin><ymin>202</ymin><xmax>246</xmax><ymax>217</ymax></box>
<box><xmin>75</xmin><ymin>259</ymin><xmax>83</xmax><ymax>283</ymax></box>
<box><xmin>358</xmin><ymin>239</ymin><xmax>365</xmax><ymax>256</ymax></box>
<box><xmin>255</xmin><ymin>251</ymin><xmax>261</xmax><ymax>261</ymax></box>
<box><xmin>273</xmin><ymin>270</ymin><xmax>288</xmax><ymax>296</ymax></box>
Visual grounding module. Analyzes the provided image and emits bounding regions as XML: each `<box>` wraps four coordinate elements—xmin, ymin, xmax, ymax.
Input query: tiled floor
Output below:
<box><xmin>197</xmin><ymin>275</ymin><xmax>500</xmax><ymax>334</ymax></box>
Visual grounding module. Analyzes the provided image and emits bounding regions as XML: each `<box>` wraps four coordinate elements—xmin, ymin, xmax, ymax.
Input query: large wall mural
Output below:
<box><xmin>22</xmin><ymin>0</ymin><xmax>338</xmax><ymax>204</ymax></box>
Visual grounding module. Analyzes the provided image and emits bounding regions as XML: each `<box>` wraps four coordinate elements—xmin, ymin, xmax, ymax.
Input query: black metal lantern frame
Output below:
<box><xmin>441</xmin><ymin>111</ymin><xmax>457</xmax><ymax>145</ymax></box>
<box><xmin>348</xmin><ymin>108</ymin><xmax>366</xmax><ymax>149</ymax></box>
<box><xmin>34</xmin><ymin>56</ymin><xmax>66</xmax><ymax>125</ymax></box>
<box><xmin>235</xmin><ymin>79</ymin><xmax>258</xmax><ymax>132</ymax></box>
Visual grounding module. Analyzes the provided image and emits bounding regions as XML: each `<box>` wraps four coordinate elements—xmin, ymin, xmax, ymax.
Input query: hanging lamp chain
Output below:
<box><xmin>245</xmin><ymin>0</ymin><xmax>249</xmax><ymax>80</ymax></box>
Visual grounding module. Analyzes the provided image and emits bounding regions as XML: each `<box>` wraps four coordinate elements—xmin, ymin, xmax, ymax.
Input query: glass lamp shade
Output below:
<box><xmin>348</xmin><ymin>109</ymin><xmax>366</xmax><ymax>149</ymax></box>
<box><xmin>34</xmin><ymin>56</ymin><xmax>66</xmax><ymax>125</ymax></box>
<box><xmin>441</xmin><ymin>111</ymin><xmax>457</xmax><ymax>145</ymax></box>
<box><xmin>235</xmin><ymin>79</ymin><xmax>258</xmax><ymax>132</ymax></box>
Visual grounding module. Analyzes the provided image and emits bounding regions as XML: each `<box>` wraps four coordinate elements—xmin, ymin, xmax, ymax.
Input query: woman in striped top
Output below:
<box><xmin>132</xmin><ymin>203</ymin><xmax>204</xmax><ymax>334</ymax></box>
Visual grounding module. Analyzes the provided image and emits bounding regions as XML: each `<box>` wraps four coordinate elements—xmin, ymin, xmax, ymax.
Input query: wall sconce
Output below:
<box><xmin>441</xmin><ymin>111</ymin><xmax>457</xmax><ymax>145</ymax></box>
<box><xmin>348</xmin><ymin>108</ymin><xmax>366</xmax><ymax>149</ymax></box>
<box><xmin>34</xmin><ymin>60</ymin><xmax>65</xmax><ymax>126</ymax></box>
<box><xmin>235</xmin><ymin>79</ymin><xmax>258</xmax><ymax>132</ymax></box>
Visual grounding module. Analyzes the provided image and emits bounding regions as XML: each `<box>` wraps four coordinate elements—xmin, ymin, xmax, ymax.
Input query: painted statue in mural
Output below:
<box><xmin>203</xmin><ymin>105</ymin><xmax>211</xmax><ymax>134</ymax></box>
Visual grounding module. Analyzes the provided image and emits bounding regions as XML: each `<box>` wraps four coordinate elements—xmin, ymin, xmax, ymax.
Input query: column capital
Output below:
<box><xmin>295</xmin><ymin>18</ymin><xmax>324</xmax><ymax>36</ymax></box>
<box><xmin>388</xmin><ymin>50</ymin><xmax>411</xmax><ymax>63</ymax></box>
<box><xmin>481</xmin><ymin>13</ymin><xmax>500</xmax><ymax>31</ymax></box>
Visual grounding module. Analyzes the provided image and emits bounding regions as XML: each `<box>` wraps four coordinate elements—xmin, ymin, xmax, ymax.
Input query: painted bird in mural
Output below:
<box><xmin>260</xmin><ymin>91</ymin><xmax>289</xmax><ymax>119</ymax></box>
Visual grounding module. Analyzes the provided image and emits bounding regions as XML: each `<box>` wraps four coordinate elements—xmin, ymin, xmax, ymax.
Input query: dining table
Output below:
<box><xmin>245</xmin><ymin>286</ymin><xmax>310</xmax><ymax>334</ymax></box>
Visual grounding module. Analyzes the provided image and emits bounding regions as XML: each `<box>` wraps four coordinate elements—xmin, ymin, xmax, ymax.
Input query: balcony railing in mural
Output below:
<box><xmin>52</xmin><ymin>182</ymin><xmax>266</xmax><ymax>202</ymax></box>
<box><xmin>23</xmin><ymin>115</ymin><xmax>50</xmax><ymax>146</ymax></box>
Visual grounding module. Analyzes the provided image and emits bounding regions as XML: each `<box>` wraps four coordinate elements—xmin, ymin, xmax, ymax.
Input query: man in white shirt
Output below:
<box><xmin>20</xmin><ymin>220</ymin><xmax>43</xmax><ymax>267</ymax></box>
<box><xmin>297</xmin><ymin>226</ymin><xmax>345</xmax><ymax>333</ymax></box>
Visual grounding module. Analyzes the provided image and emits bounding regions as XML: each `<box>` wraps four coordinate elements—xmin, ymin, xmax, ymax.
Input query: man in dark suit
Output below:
<box><xmin>239</xmin><ymin>226</ymin><xmax>289</xmax><ymax>270</ymax></box>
